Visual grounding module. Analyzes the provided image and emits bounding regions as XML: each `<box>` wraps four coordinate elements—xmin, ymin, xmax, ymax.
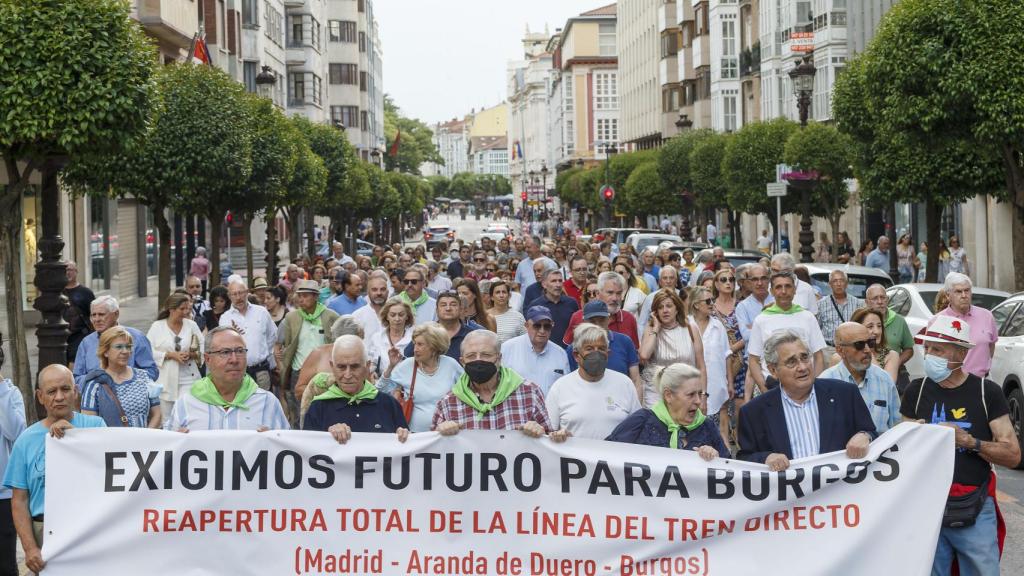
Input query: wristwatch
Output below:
<box><xmin>973</xmin><ymin>437</ymin><xmax>982</xmax><ymax>453</ymax></box>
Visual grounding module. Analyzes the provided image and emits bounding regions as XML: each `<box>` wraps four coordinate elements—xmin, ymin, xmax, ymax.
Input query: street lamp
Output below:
<box><xmin>540</xmin><ymin>164</ymin><xmax>549</xmax><ymax>215</ymax></box>
<box><xmin>788</xmin><ymin>52</ymin><xmax>817</xmax><ymax>262</ymax></box>
<box><xmin>675</xmin><ymin>113</ymin><xmax>693</xmax><ymax>131</ymax></box>
<box><xmin>255</xmin><ymin>65</ymin><xmax>277</xmax><ymax>101</ymax></box>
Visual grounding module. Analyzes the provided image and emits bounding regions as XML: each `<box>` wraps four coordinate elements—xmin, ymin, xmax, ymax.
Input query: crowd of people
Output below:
<box><xmin>0</xmin><ymin>227</ymin><xmax>1018</xmax><ymax>575</ymax></box>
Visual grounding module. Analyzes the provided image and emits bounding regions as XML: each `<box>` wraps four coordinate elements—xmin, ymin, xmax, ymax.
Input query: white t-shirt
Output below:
<box><xmin>795</xmin><ymin>279</ymin><xmax>818</xmax><ymax>311</ymax></box>
<box><xmin>756</xmin><ymin>234</ymin><xmax>773</xmax><ymax>250</ymax></box>
<box><xmin>747</xmin><ymin>309</ymin><xmax>827</xmax><ymax>378</ymax></box>
<box><xmin>546</xmin><ymin>370</ymin><xmax>641</xmax><ymax>440</ymax></box>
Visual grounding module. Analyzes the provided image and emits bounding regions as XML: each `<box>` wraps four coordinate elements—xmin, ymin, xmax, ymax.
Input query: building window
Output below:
<box><xmin>596</xmin><ymin>118</ymin><xmax>618</xmax><ymax>145</ymax></box>
<box><xmin>243</xmin><ymin>61</ymin><xmax>257</xmax><ymax>93</ymax></box>
<box><xmin>565</xmin><ymin>118</ymin><xmax>574</xmax><ymax>156</ymax></box>
<box><xmin>357</xmin><ymin>0</ymin><xmax>365</xmax><ymax>13</ymax></box>
<box><xmin>242</xmin><ymin>0</ymin><xmax>258</xmax><ymax>26</ymax></box>
<box><xmin>695</xmin><ymin>3</ymin><xmax>709</xmax><ymax>36</ymax></box>
<box><xmin>331</xmin><ymin>106</ymin><xmax>359</xmax><ymax>129</ymax></box>
<box><xmin>599</xmin><ymin>23</ymin><xmax>616</xmax><ymax>56</ymax></box>
<box><xmin>721</xmin><ymin>20</ymin><xmax>738</xmax><ymax>79</ymax></box>
<box><xmin>361</xmin><ymin>111</ymin><xmax>368</xmax><ymax>131</ymax></box>
<box><xmin>563</xmin><ymin>75</ymin><xmax>574</xmax><ymax>112</ymax></box>
<box><xmin>288</xmin><ymin>73</ymin><xmax>305</xmax><ymax>106</ymax></box>
<box><xmin>312</xmin><ymin>74</ymin><xmax>321</xmax><ymax>105</ymax></box>
<box><xmin>660</xmin><ymin>31</ymin><xmax>679</xmax><ymax>58</ymax></box>
<box><xmin>359</xmin><ymin>32</ymin><xmax>366</xmax><ymax>52</ymax></box>
<box><xmin>287</xmin><ymin>15</ymin><xmax>321</xmax><ymax>50</ymax></box>
<box><xmin>329</xmin><ymin>63</ymin><xmax>359</xmax><ymax>85</ymax></box>
<box><xmin>723</xmin><ymin>95</ymin><xmax>737</xmax><ymax>132</ymax></box>
<box><xmin>264</xmin><ymin>2</ymin><xmax>282</xmax><ymax>46</ymax></box>
<box><xmin>360</xmin><ymin>71</ymin><xmax>367</xmax><ymax>91</ymax></box>
<box><xmin>595</xmin><ymin>72</ymin><xmax>618</xmax><ymax>110</ymax></box>
<box><xmin>329</xmin><ymin>20</ymin><xmax>357</xmax><ymax>43</ymax></box>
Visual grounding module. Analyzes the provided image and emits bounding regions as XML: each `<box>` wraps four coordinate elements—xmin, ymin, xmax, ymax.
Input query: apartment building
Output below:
<box><xmin>549</xmin><ymin>4</ymin><xmax>620</xmax><ymax>169</ymax></box>
<box><xmin>618</xmin><ymin>0</ymin><xmax>665</xmax><ymax>148</ymax></box>
<box><xmin>432</xmin><ymin>117</ymin><xmax>471</xmax><ymax>178</ymax></box>
<box><xmin>469</xmin><ymin>136</ymin><xmax>510</xmax><ymax>178</ymax></box>
<box><xmin>508</xmin><ymin>28</ymin><xmax>555</xmax><ymax>208</ymax></box>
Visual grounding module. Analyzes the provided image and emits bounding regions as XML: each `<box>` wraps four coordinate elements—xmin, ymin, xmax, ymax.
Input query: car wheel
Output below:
<box><xmin>1009</xmin><ymin>387</ymin><xmax>1024</xmax><ymax>470</ymax></box>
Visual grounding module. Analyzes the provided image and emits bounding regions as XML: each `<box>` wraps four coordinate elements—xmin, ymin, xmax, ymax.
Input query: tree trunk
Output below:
<box><xmin>1002</xmin><ymin>145</ymin><xmax>1024</xmax><ymax>291</ymax></box>
<box><xmin>305</xmin><ymin>207</ymin><xmax>315</xmax><ymax>257</ymax></box>
<box><xmin>829</xmin><ymin>215</ymin><xmax>841</xmax><ymax>263</ymax></box>
<box><xmin>283</xmin><ymin>209</ymin><xmax>299</xmax><ymax>263</ymax></box>
<box><xmin>153</xmin><ymin>206</ymin><xmax>173</xmax><ymax>310</ymax></box>
<box><xmin>0</xmin><ymin>206</ymin><xmax>37</xmax><ymax>423</ymax></box>
<box><xmin>265</xmin><ymin>210</ymin><xmax>279</xmax><ymax>285</ymax></box>
<box><xmin>209</xmin><ymin>216</ymin><xmax>223</xmax><ymax>286</ymax></box>
<box><xmin>243</xmin><ymin>214</ymin><xmax>254</xmax><ymax>283</ymax></box>
<box><xmin>925</xmin><ymin>198</ymin><xmax>942</xmax><ymax>283</ymax></box>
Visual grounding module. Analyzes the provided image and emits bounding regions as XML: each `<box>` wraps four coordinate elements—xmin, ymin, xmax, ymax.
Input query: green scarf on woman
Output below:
<box><xmin>191</xmin><ymin>375</ymin><xmax>258</xmax><ymax>410</ymax></box>
<box><xmin>312</xmin><ymin>377</ymin><xmax>379</xmax><ymax>405</ymax></box>
<box><xmin>651</xmin><ymin>400</ymin><xmax>706</xmax><ymax>449</ymax></box>
<box><xmin>451</xmin><ymin>367</ymin><xmax>523</xmax><ymax>420</ymax></box>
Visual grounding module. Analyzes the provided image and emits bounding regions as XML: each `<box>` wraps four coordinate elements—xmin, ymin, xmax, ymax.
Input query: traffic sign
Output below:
<box><xmin>766</xmin><ymin>182</ymin><xmax>788</xmax><ymax>197</ymax></box>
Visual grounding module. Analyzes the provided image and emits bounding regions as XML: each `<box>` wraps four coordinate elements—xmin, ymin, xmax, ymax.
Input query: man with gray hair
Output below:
<box><xmin>166</xmin><ymin>326</ymin><xmax>288</xmax><ymax>431</ymax></box>
<box><xmin>563</xmin><ymin>271</ymin><xmax>640</xmax><ymax>348</ymax></box>
<box><xmin>520</xmin><ymin>256</ymin><xmax>558</xmax><ymax>312</ymax></box>
<box><xmin>815</xmin><ymin>268</ymin><xmax>863</xmax><ymax>348</ymax></box>
<box><xmin>737</xmin><ymin>330</ymin><xmax>876</xmax><ymax>471</ymax></box>
<box><xmin>748</xmin><ymin>271</ymin><xmax>827</xmax><ymax>393</ymax></box>
<box><xmin>352</xmin><ymin>271</ymin><xmax>390</xmax><ymax>340</ymax></box>
<box><xmin>72</xmin><ymin>295</ymin><xmax>158</xmax><ymax>388</ymax></box>
<box><xmin>770</xmin><ymin>252</ymin><xmax>818</xmax><ymax>310</ymax></box>
<box><xmin>433</xmin><ymin>330</ymin><xmax>560</xmax><ymax>439</ymax></box>
<box><xmin>426</xmin><ymin>260</ymin><xmax>452</xmax><ymax>295</ymax></box>
<box><xmin>526</xmin><ymin>268</ymin><xmax>579</xmax><ymax>348</ymax></box>
<box><xmin>864</xmin><ymin>235</ymin><xmax>891</xmax><ymax>272</ymax></box>
<box><xmin>220</xmin><ymin>279</ymin><xmax>278</xmax><ymax>391</ymax></box>
<box><xmin>929</xmin><ymin>272</ymin><xmax>997</xmax><ymax>378</ymax></box>
<box><xmin>514</xmin><ymin>235</ymin><xmax>544</xmax><ymax>291</ymax></box>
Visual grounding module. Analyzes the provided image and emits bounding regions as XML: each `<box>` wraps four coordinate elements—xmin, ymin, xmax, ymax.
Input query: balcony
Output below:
<box><xmin>136</xmin><ymin>0</ymin><xmax>199</xmax><ymax>50</ymax></box>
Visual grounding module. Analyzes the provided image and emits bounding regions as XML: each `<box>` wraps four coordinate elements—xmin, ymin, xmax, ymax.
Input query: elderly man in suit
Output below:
<box><xmin>738</xmin><ymin>329</ymin><xmax>877</xmax><ymax>471</ymax></box>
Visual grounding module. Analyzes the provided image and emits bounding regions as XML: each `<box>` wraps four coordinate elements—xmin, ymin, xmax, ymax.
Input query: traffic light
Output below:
<box><xmin>521</xmin><ymin>191</ymin><xmax>527</xmax><ymax>201</ymax></box>
<box><xmin>600</xmin><ymin>185</ymin><xmax>615</xmax><ymax>203</ymax></box>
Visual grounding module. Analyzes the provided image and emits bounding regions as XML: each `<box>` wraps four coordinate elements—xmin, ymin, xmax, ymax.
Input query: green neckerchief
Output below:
<box><xmin>762</xmin><ymin>303</ymin><xmax>804</xmax><ymax>315</ymax></box>
<box><xmin>451</xmin><ymin>367</ymin><xmax>524</xmax><ymax>420</ymax></box>
<box><xmin>884</xmin><ymin>308</ymin><xmax>898</xmax><ymax>327</ymax></box>
<box><xmin>191</xmin><ymin>375</ymin><xmax>258</xmax><ymax>410</ymax></box>
<box><xmin>298</xmin><ymin>303</ymin><xmax>327</xmax><ymax>324</ymax></box>
<box><xmin>651</xmin><ymin>400</ymin><xmax>706</xmax><ymax>449</ymax></box>
<box><xmin>398</xmin><ymin>290</ymin><xmax>429</xmax><ymax>310</ymax></box>
<box><xmin>312</xmin><ymin>377</ymin><xmax>379</xmax><ymax>404</ymax></box>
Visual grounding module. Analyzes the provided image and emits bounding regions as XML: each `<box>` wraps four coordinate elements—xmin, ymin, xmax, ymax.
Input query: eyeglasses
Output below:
<box><xmin>174</xmin><ymin>336</ymin><xmax>182</xmax><ymax>352</ymax></box>
<box><xmin>841</xmin><ymin>338</ymin><xmax>877</xmax><ymax>351</ymax></box>
<box><xmin>717</xmin><ymin>276</ymin><xmax>736</xmax><ymax>283</ymax></box>
<box><xmin>702</xmin><ymin>298</ymin><xmax>714</xmax><ymax>306</ymax></box>
<box><xmin>208</xmin><ymin>348</ymin><xmax>248</xmax><ymax>358</ymax></box>
<box><xmin>403</xmin><ymin>278</ymin><xmax>421</xmax><ymax>285</ymax></box>
<box><xmin>780</xmin><ymin>352</ymin><xmax>812</xmax><ymax>369</ymax></box>
<box><xmin>749</xmin><ymin>276</ymin><xmax>769</xmax><ymax>283</ymax></box>
<box><xmin>111</xmin><ymin>344</ymin><xmax>133</xmax><ymax>351</ymax></box>
<box><xmin>474</xmin><ymin>258</ymin><xmax>486</xmax><ymax>262</ymax></box>
<box><xmin>532</xmin><ymin>322</ymin><xmax>553</xmax><ymax>331</ymax></box>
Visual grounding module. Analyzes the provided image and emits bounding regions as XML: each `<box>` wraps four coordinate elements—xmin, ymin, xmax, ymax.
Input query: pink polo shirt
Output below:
<box><xmin>934</xmin><ymin>305</ymin><xmax>998</xmax><ymax>377</ymax></box>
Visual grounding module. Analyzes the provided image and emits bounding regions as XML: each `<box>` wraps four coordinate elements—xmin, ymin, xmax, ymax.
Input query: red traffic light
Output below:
<box><xmin>600</xmin><ymin>185</ymin><xmax>615</xmax><ymax>201</ymax></box>
<box><xmin>521</xmin><ymin>191</ymin><xmax>527</xmax><ymax>201</ymax></box>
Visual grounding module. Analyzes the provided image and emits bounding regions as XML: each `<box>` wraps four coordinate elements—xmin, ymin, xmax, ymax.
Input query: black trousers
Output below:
<box><xmin>0</xmin><ymin>499</ymin><xmax>18</xmax><ymax>576</ymax></box>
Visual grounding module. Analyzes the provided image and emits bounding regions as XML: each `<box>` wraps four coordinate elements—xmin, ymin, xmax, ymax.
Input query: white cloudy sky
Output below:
<box><xmin>374</xmin><ymin>0</ymin><xmax>610</xmax><ymax>125</ymax></box>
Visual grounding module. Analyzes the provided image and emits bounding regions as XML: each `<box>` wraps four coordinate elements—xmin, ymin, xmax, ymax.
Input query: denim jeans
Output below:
<box><xmin>931</xmin><ymin>496</ymin><xmax>999</xmax><ymax>576</ymax></box>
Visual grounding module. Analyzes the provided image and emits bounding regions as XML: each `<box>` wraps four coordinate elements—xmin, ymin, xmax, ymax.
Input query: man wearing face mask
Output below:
<box><xmin>433</xmin><ymin>331</ymin><xmax>565</xmax><ymax>440</ymax></box>
<box><xmin>547</xmin><ymin>323</ymin><xmax>641</xmax><ymax>440</ymax></box>
<box><xmin>565</xmin><ymin>301</ymin><xmax>641</xmax><ymax>394</ymax></box>
<box><xmin>901</xmin><ymin>315</ymin><xmax>1020</xmax><ymax>576</ymax></box>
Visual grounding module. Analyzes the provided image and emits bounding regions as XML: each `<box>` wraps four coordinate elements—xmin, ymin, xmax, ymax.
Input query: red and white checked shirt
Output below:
<box><xmin>431</xmin><ymin>380</ymin><xmax>553</xmax><ymax>432</ymax></box>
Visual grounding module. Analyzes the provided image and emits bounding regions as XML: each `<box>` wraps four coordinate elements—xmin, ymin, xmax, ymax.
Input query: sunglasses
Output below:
<box><xmin>474</xmin><ymin>258</ymin><xmax>486</xmax><ymax>262</ymax></box>
<box><xmin>841</xmin><ymin>338</ymin><xmax>877</xmax><ymax>351</ymax></box>
<box><xmin>403</xmin><ymin>279</ymin><xmax>421</xmax><ymax>285</ymax></box>
<box><xmin>532</xmin><ymin>322</ymin><xmax>553</xmax><ymax>331</ymax></box>
<box><xmin>702</xmin><ymin>298</ymin><xmax>713</xmax><ymax>306</ymax></box>
<box><xmin>717</xmin><ymin>276</ymin><xmax>736</xmax><ymax>283</ymax></box>
<box><xmin>587</xmin><ymin>290</ymin><xmax>599</xmax><ymax>297</ymax></box>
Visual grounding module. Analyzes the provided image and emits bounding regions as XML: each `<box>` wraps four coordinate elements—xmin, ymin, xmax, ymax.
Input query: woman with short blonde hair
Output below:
<box><xmin>379</xmin><ymin>322</ymin><xmax>464</xmax><ymax>432</ymax></box>
<box><xmin>82</xmin><ymin>326</ymin><xmax>160</xmax><ymax>428</ymax></box>
<box><xmin>367</xmin><ymin>297</ymin><xmax>415</xmax><ymax>379</ymax></box>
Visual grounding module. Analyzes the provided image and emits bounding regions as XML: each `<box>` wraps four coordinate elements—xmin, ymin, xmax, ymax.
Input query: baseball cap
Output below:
<box><xmin>583</xmin><ymin>300</ymin><xmax>610</xmax><ymax>320</ymax></box>
<box><xmin>526</xmin><ymin>306</ymin><xmax>553</xmax><ymax>323</ymax></box>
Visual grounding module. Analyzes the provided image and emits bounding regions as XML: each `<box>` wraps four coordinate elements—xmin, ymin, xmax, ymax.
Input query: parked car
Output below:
<box><xmin>803</xmin><ymin>263</ymin><xmax>894</xmax><ymax>300</ymax></box>
<box><xmin>625</xmin><ymin>232</ymin><xmax>683</xmax><ymax>254</ymax></box>
<box><xmin>478</xmin><ymin>223</ymin><xmax>513</xmax><ymax>245</ymax></box>
<box><xmin>593</xmin><ymin>228</ymin><xmax>660</xmax><ymax>245</ymax></box>
<box><xmin>720</xmin><ymin>249</ymin><xmax>768</xmax><ymax>269</ymax></box>
<box><xmin>888</xmin><ymin>283</ymin><xmax>1010</xmax><ymax>382</ymax></box>
<box><xmin>978</xmin><ymin>291</ymin><xmax>1024</xmax><ymax>468</ymax></box>
<box><xmin>356</xmin><ymin>239</ymin><xmax>375</xmax><ymax>258</ymax></box>
<box><xmin>423</xmin><ymin>225</ymin><xmax>456</xmax><ymax>248</ymax></box>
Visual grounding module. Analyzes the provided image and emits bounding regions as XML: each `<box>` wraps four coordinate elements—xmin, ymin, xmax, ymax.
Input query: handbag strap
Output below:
<box><xmin>408</xmin><ymin>361</ymin><xmax>418</xmax><ymax>398</ymax></box>
<box><xmin>830</xmin><ymin>295</ymin><xmax>846</xmax><ymax>322</ymax></box>
<box><xmin>100</xmin><ymin>380</ymin><xmax>130</xmax><ymax>426</ymax></box>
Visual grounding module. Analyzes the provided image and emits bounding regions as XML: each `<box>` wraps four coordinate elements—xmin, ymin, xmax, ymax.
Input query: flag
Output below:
<box><xmin>515</xmin><ymin>140</ymin><xmax>524</xmax><ymax>160</ymax></box>
<box><xmin>188</xmin><ymin>31</ymin><xmax>213</xmax><ymax>66</ymax></box>
<box><xmin>511</xmin><ymin>140</ymin><xmax>518</xmax><ymax>160</ymax></box>
<box><xmin>389</xmin><ymin>128</ymin><xmax>401</xmax><ymax>157</ymax></box>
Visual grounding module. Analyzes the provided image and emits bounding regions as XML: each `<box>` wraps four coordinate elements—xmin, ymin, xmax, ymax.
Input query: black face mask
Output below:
<box><xmin>580</xmin><ymin>351</ymin><xmax>608</xmax><ymax>378</ymax></box>
<box><xmin>464</xmin><ymin>361</ymin><xmax>498</xmax><ymax>384</ymax></box>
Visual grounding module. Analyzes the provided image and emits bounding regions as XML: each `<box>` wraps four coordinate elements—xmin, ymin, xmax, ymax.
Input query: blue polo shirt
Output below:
<box><xmin>527</xmin><ymin>294</ymin><xmax>580</xmax><ymax>349</ymax></box>
<box><xmin>326</xmin><ymin>293</ymin><xmax>366</xmax><ymax>316</ymax></box>
<box><xmin>565</xmin><ymin>330</ymin><xmax>639</xmax><ymax>378</ymax></box>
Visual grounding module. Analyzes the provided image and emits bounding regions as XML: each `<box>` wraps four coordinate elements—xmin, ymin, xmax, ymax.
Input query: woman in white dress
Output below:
<box><xmin>486</xmin><ymin>280</ymin><xmax>526</xmax><ymax>345</ymax></box>
<box><xmin>689</xmin><ymin>286</ymin><xmax>730</xmax><ymax>440</ymax></box>
<box><xmin>638</xmin><ymin>289</ymin><xmax>706</xmax><ymax>408</ymax></box>
<box><xmin>367</xmin><ymin>297</ymin><xmax>414</xmax><ymax>380</ymax></box>
<box><xmin>147</xmin><ymin>292</ymin><xmax>203</xmax><ymax>422</ymax></box>
<box><xmin>614</xmin><ymin>262</ymin><xmax>647</xmax><ymax>317</ymax></box>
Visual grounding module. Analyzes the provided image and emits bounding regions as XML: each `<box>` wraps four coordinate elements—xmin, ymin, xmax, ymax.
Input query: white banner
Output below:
<box><xmin>44</xmin><ymin>423</ymin><xmax>953</xmax><ymax>575</ymax></box>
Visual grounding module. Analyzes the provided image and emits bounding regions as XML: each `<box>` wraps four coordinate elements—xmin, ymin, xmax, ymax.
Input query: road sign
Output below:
<box><xmin>775</xmin><ymin>163</ymin><xmax>793</xmax><ymax>183</ymax></box>
<box><xmin>766</xmin><ymin>183</ymin><xmax>788</xmax><ymax>197</ymax></box>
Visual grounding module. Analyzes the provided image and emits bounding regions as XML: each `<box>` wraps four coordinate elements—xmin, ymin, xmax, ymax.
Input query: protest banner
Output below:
<box><xmin>43</xmin><ymin>422</ymin><xmax>952</xmax><ymax>575</ymax></box>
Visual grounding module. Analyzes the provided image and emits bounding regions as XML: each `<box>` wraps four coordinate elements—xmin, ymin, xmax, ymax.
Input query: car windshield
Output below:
<box><xmin>429</xmin><ymin>227</ymin><xmax>450</xmax><ymax>233</ymax></box>
<box><xmin>636</xmin><ymin>236</ymin><xmax>680</xmax><ymax>251</ymax></box>
<box><xmin>809</xmin><ymin>273</ymin><xmax>890</xmax><ymax>299</ymax></box>
<box><xmin>725</xmin><ymin>255</ymin><xmax>763</xmax><ymax>268</ymax></box>
<box><xmin>917</xmin><ymin>290</ymin><xmax>1007</xmax><ymax>312</ymax></box>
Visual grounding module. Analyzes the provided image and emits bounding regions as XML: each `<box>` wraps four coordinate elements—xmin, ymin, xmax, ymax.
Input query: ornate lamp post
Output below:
<box><xmin>674</xmin><ymin>113</ymin><xmax>694</xmax><ymax>240</ymax></box>
<box><xmin>255</xmin><ymin>65</ymin><xmax>277</xmax><ymax>101</ymax></box>
<box><xmin>255</xmin><ymin>66</ymin><xmax>282</xmax><ymax>282</ymax></box>
<box><xmin>33</xmin><ymin>159</ymin><xmax>70</xmax><ymax>381</ymax></box>
<box><xmin>540</xmin><ymin>164</ymin><xmax>549</xmax><ymax>216</ymax></box>
<box><xmin>788</xmin><ymin>52</ymin><xmax>817</xmax><ymax>262</ymax></box>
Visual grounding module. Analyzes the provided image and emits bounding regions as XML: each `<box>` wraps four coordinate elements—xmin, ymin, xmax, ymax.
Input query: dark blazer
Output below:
<box><xmin>737</xmin><ymin>378</ymin><xmax>876</xmax><ymax>463</ymax></box>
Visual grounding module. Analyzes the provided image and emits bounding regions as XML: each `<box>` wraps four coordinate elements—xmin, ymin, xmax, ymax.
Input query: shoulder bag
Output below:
<box><xmin>100</xmin><ymin>381</ymin><xmax>130</xmax><ymax>426</ymax></box>
<box><xmin>398</xmin><ymin>361</ymin><xmax>418</xmax><ymax>423</ymax></box>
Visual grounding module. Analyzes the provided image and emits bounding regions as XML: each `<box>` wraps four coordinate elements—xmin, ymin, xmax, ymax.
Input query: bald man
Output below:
<box><xmin>821</xmin><ymin>322</ymin><xmax>901</xmax><ymax>433</ymax></box>
<box><xmin>3</xmin><ymin>366</ymin><xmax>105</xmax><ymax>574</ymax></box>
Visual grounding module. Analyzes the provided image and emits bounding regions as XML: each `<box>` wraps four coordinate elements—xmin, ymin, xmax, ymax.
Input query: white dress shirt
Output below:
<box><xmin>219</xmin><ymin>303</ymin><xmax>278</xmax><ymax>368</ymax></box>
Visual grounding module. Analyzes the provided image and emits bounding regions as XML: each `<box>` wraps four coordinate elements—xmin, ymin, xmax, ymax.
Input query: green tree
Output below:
<box><xmin>608</xmin><ymin>150</ymin><xmax>659</xmax><ymax>218</ymax></box>
<box><xmin>832</xmin><ymin>12</ymin><xmax>1006</xmax><ymax>281</ymax></box>
<box><xmin>273</xmin><ymin>141</ymin><xmax>325</xmax><ymax>276</ymax></box>
<box><xmin>383</xmin><ymin>94</ymin><xmax>443</xmax><ymax>174</ymax></box>
<box><xmin>658</xmin><ymin>129</ymin><xmax>713</xmax><ymax>224</ymax></box>
<box><xmin>783</xmin><ymin>123</ymin><xmax>856</xmax><ymax>260</ymax></box>
<box><xmin>426</xmin><ymin>175</ymin><xmax>450</xmax><ymax>201</ymax></box>
<box><xmin>723</xmin><ymin>119</ymin><xmax>800</xmax><ymax>233</ymax></box>
<box><xmin>0</xmin><ymin>0</ymin><xmax>156</xmax><ymax>415</ymax></box>
<box><xmin>625</xmin><ymin>162</ymin><xmax>676</xmax><ymax>218</ymax></box>
<box><xmin>689</xmin><ymin>132</ymin><xmax>735</xmax><ymax>243</ymax></box>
